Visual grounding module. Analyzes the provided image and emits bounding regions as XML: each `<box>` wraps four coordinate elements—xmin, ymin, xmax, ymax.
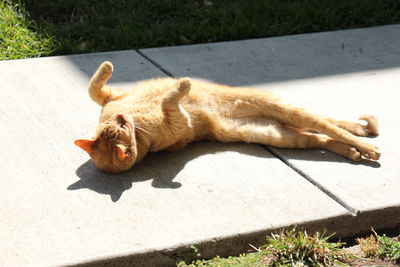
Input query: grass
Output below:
<box><xmin>260</xmin><ymin>229</ymin><xmax>348</xmax><ymax>266</ymax></box>
<box><xmin>178</xmin><ymin>228</ymin><xmax>350</xmax><ymax>267</ymax></box>
<box><xmin>178</xmin><ymin>229</ymin><xmax>400</xmax><ymax>266</ymax></box>
<box><xmin>358</xmin><ymin>230</ymin><xmax>400</xmax><ymax>263</ymax></box>
<box><xmin>356</xmin><ymin>234</ymin><xmax>378</xmax><ymax>258</ymax></box>
<box><xmin>0</xmin><ymin>0</ymin><xmax>56</xmax><ymax>60</ymax></box>
<box><xmin>376</xmin><ymin>234</ymin><xmax>400</xmax><ymax>262</ymax></box>
<box><xmin>178</xmin><ymin>252</ymin><xmax>264</xmax><ymax>267</ymax></box>
<box><xmin>1</xmin><ymin>0</ymin><xmax>400</xmax><ymax>60</ymax></box>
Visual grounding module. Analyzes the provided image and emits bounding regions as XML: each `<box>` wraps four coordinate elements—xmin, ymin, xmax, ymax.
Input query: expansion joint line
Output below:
<box><xmin>136</xmin><ymin>50</ymin><xmax>175</xmax><ymax>78</ymax></box>
<box><xmin>265</xmin><ymin>147</ymin><xmax>359</xmax><ymax>216</ymax></box>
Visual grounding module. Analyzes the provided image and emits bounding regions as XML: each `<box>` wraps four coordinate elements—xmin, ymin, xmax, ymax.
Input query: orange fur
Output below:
<box><xmin>75</xmin><ymin>61</ymin><xmax>381</xmax><ymax>173</ymax></box>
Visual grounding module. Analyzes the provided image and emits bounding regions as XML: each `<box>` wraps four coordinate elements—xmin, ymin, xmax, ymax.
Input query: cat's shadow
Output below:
<box><xmin>68</xmin><ymin>142</ymin><xmax>380</xmax><ymax>202</ymax></box>
<box><xmin>69</xmin><ymin>142</ymin><xmax>253</xmax><ymax>202</ymax></box>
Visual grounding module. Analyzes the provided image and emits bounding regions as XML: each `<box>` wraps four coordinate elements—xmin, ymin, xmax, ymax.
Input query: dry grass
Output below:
<box><xmin>357</xmin><ymin>234</ymin><xmax>379</xmax><ymax>257</ymax></box>
<box><xmin>356</xmin><ymin>230</ymin><xmax>400</xmax><ymax>263</ymax></box>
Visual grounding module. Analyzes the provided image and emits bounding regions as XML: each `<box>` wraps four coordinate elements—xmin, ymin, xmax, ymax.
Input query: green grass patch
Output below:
<box><xmin>2</xmin><ymin>0</ymin><xmax>400</xmax><ymax>60</ymax></box>
<box><xmin>179</xmin><ymin>228</ymin><xmax>350</xmax><ymax>267</ymax></box>
<box><xmin>261</xmin><ymin>228</ymin><xmax>348</xmax><ymax>266</ymax></box>
<box><xmin>178</xmin><ymin>253</ymin><xmax>264</xmax><ymax>267</ymax></box>
<box><xmin>0</xmin><ymin>0</ymin><xmax>56</xmax><ymax>60</ymax></box>
<box><xmin>376</xmin><ymin>234</ymin><xmax>400</xmax><ymax>262</ymax></box>
<box><xmin>20</xmin><ymin>0</ymin><xmax>400</xmax><ymax>58</ymax></box>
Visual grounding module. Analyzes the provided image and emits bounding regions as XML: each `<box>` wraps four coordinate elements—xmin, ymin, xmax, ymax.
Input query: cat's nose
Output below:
<box><xmin>116</xmin><ymin>113</ymin><xmax>126</xmax><ymax>124</ymax></box>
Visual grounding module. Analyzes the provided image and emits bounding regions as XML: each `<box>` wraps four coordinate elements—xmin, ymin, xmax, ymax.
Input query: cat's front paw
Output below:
<box><xmin>100</xmin><ymin>61</ymin><xmax>113</xmax><ymax>75</ymax></box>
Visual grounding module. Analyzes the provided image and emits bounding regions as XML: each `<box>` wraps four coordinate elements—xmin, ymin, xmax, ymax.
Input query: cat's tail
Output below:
<box><xmin>88</xmin><ymin>61</ymin><xmax>125</xmax><ymax>106</ymax></box>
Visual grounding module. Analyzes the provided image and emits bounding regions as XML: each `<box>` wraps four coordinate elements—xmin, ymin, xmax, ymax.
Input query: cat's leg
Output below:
<box><xmin>293</xmin><ymin>114</ymin><xmax>380</xmax><ymax>160</ymax></box>
<box><xmin>215</xmin><ymin>88</ymin><xmax>379</xmax><ymax>160</ymax></box>
<box><xmin>249</xmin><ymin>99</ymin><xmax>380</xmax><ymax>160</ymax></box>
<box><xmin>326</xmin><ymin>114</ymin><xmax>378</xmax><ymax>137</ymax></box>
<box><xmin>161</xmin><ymin>78</ymin><xmax>193</xmax><ymax>130</ymax></box>
<box><xmin>210</xmin><ymin>118</ymin><xmax>362</xmax><ymax>161</ymax></box>
<box><xmin>88</xmin><ymin>61</ymin><xmax>126</xmax><ymax>106</ymax></box>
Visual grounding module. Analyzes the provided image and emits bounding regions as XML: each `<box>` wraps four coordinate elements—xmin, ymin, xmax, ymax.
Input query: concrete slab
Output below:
<box><xmin>265</xmin><ymin>70</ymin><xmax>400</xmax><ymax>214</ymax></box>
<box><xmin>140</xmin><ymin>24</ymin><xmax>400</xmax><ymax>85</ymax></box>
<box><xmin>141</xmin><ymin>25</ymin><xmax>400</xmax><ymax>230</ymax></box>
<box><xmin>0</xmin><ymin>51</ymin><xmax>351</xmax><ymax>266</ymax></box>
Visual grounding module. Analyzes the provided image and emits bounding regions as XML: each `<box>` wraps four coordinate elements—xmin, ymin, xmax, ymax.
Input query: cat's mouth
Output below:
<box><xmin>119</xmin><ymin>120</ymin><xmax>127</xmax><ymax>129</ymax></box>
<box><xmin>120</xmin><ymin>124</ymin><xmax>131</xmax><ymax>133</ymax></box>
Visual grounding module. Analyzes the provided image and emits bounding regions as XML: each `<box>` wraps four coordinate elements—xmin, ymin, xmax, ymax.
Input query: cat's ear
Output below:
<box><xmin>116</xmin><ymin>144</ymin><xmax>129</xmax><ymax>161</ymax></box>
<box><xmin>74</xmin><ymin>139</ymin><xmax>96</xmax><ymax>154</ymax></box>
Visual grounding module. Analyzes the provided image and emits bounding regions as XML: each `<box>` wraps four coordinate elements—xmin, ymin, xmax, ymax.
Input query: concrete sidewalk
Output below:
<box><xmin>1</xmin><ymin>25</ymin><xmax>399</xmax><ymax>266</ymax></box>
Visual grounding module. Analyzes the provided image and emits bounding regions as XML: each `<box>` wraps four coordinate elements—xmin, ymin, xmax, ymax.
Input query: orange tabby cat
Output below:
<box><xmin>75</xmin><ymin>61</ymin><xmax>380</xmax><ymax>173</ymax></box>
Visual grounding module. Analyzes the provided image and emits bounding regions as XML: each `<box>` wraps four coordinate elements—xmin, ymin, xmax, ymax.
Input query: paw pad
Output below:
<box><xmin>178</xmin><ymin>78</ymin><xmax>192</xmax><ymax>93</ymax></box>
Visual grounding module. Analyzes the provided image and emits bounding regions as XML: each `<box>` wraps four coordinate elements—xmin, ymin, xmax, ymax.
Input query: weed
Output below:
<box><xmin>357</xmin><ymin>234</ymin><xmax>379</xmax><ymax>257</ymax></box>
<box><xmin>178</xmin><ymin>228</ymin><xmax>350</xmax><ymax>267</ymax></box>
<box><xmin>261</xmin><ymin>228</ymin><xmax>349</xmax><ymax>266</ymax></box>
<box><xmin>376</xmin><ymin>234</ymin><xmax>400</xmax><ymax>262</ymax></box>
<box><xmin>177</xmin><ymin>253</ymin><xmax>264</xmax><ymax>267</ymax></box>
<box><xmin>357</xmin><ymin>230</ymin><xmax>400</xmax><ymax>263</ymax></box>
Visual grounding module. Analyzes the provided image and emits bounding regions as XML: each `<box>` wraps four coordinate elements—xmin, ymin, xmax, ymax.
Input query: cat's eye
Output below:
<box><xmin>116</xmin><ymin>144</ymin><xmax>129</xmax><ymax>161</ymax></box>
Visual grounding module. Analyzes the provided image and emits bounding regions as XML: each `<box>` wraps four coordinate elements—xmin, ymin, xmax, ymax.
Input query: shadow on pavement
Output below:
<box><xmin>267</xmin><ymin>147</ymin><xmax>381</xmax><ymax>168</ymax></box>
<box><xmin>68</xmin><ymin>141</ymin><xmax>380</xmax><ymax>202</ymax></box>
<box><xmin>68</xmin><ymin>142</ymin><xmax>265</xmax><ymax>202</ymax></box>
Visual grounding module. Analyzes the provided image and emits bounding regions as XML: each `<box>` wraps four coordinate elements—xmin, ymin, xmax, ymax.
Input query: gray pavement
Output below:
<box><xmin>1</xmin><ymin>25</ymin><xmax>399</xmax><ymax>266</ymax></box>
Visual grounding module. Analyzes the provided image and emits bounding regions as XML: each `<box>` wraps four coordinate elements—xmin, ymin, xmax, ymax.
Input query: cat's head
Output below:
<box><xmin>75</xmin><ymin>113</ymin><xmax>137</xmax><ymax>173</ymax></box>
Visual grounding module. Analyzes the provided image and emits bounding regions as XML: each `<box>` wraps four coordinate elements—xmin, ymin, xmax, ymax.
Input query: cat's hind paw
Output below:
<box><xmin>362</xmin><ymin>147</ymin><xmax>381</xmax><ymax>160</ymax></box>
<box><xmin>359</xmin><ymin>114</ymin><xmax>379</xmax><ymax>136</ymax></box>
<box><xmin>347</xmin><ymin>147</ymin><xmax>362</xmax><ymax>161</ymax></box>
<box><xmin>343</xmin><ymin>145</ymin><xmax>380</xmax><ymax>161</ymax></box>
<box><xmin>358</xmin><ymin>143</ymin><xmax>381</xmax><ymax>160</ymax></box>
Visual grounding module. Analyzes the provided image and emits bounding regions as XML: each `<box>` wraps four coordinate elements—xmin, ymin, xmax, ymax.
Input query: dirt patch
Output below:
<box><xmin>344</xmin><ymin>244</ymin><xmax>399</xmax><ymax>266</ymax></box>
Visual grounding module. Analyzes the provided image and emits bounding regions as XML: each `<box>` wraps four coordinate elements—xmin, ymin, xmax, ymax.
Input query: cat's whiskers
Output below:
<box><xmin>134</xmin><ymin>123</ymin><xmax>154</xmax><ymax>137</ymax></box>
